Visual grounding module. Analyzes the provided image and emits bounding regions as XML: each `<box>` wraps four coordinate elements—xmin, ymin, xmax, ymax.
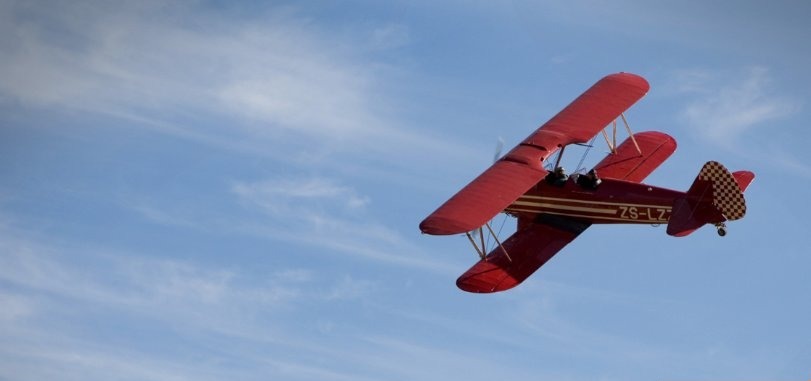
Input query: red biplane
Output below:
<box><xmin>419</xmin><ymin>73</ymin><xmax>755</xmax><ymax>293</ymax></box>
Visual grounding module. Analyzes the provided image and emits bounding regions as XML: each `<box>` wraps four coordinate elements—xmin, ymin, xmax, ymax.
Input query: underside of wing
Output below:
<box><xmin>421</xmin><ymin>73</ymin><xmax>650</xmax><ymax>236</ymax></box>
<box><xmin>593</xmin><ymin>131</ymin><xmax>677</xmax><ymax>182</ymax></box>
<box><xmin>456</xmin><ymin>215</ymin><xmax>590</xmax><ymax>293</ymax></box>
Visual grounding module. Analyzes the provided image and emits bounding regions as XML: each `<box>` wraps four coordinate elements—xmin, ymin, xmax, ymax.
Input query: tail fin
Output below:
<box><xmin>667</xmin><ymin>161</ymin><xmax>751</xmax><ymax>237</ymax></box>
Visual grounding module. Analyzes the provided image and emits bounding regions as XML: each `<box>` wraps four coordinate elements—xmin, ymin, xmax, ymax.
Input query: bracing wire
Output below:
<box><xmin>484</xmin><ymin>214</ymin><xmax>509</xmax><ymax>253</ymax></box>
<box><xmin>575</xmin><ymin>135</ymin><xmax>599</xmax><ymax>174</ymax></box>
<box><xmin>544</xmin><ymin>150</ymin><xmax>560</xmax><ymax>171</ymax></box>
<box><xmin>496</xmin><ymin>213</ymin><xmax>508</xmax><ymax>239</ymax></box>
<box><xmin>484</xmin><ymin>213</ymin><xmax>511</xmax><ymax>253</ymax></box>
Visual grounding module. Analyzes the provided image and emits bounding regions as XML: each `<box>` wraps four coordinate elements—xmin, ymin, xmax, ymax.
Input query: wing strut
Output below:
<box><xmin>465</xmin><ymin>231</ymin><xmax>486</xmax><ymax>260</ymax></box>
<box><xmin>552</xmin><ymin>145</ymin><xmax>566</xmax><ymax>170</ymax></box>
<box><xmin>464</xmin><ymin>223</ymin><xmax>512</xmax><ymax>262</ymax></box>
<box><xmin>600</xmin><ymin>113</ymin><xmax>642</xmax><ymax>155</ymax></box>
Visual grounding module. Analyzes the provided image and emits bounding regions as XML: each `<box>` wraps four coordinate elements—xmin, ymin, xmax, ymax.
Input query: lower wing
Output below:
<box><xmin>457</xmin><ymin>215</ymin><xmax>589</xmax><ymax>293</ymax></box>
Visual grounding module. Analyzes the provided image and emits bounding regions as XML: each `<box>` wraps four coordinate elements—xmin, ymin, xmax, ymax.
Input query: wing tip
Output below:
<box><xmin>456</xmin><ymin>270</ymin><xmax>518</xmax><ymax>293</ymax></box>
<box><xmin>604</xmin><ymin>72</ymin><xmax>650</xmax><ymax>92</ymax></box>
<box><xmin>419</xmin><ymin>216</ymin><xmax>470</xmax><ymax>236</ymax></box>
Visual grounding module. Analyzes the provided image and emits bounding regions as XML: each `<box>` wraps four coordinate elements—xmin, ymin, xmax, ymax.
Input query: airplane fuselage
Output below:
<box><xmin>505</xmin><ymin>176</ymin><xmax>684</xmax><ymax>224</ymax></box>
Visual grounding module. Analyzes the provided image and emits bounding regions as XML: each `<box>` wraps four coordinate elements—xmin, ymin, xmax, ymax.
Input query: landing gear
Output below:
<box><xmin>715</xmin><ymin>223</ymin><xmax>727</xmax><ymax>237</ymax></box>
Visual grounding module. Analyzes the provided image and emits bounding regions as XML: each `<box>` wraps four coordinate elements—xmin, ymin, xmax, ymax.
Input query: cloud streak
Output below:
<box><xmin>0</xmin><ymin>220</ymin><xmax>395</xmax><ymax>381</ymax></box>
<box><xmin>229</xmin><ymin>176</ymin><xmax>457</xmax><ymax>273</ymax></box>
<box><xmin>678</xmin><ymin>67</ymin><xmax>800</xmax><ymax>147</ymax></box>
<box><xmin>232</xmin><ymin>177</ymin><xmax>370</xmax><ymax>216</ymax></box>
<box><xmin>0</xmin><ymin>1</ymin><xmax>434</xmax><ymax>159</ymax></box>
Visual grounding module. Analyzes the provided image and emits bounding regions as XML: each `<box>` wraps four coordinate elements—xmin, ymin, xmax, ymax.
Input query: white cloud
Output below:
<box><xmin>272</xmin><ymin>268</ymin><xmax>315</xmax><ymax>283</ymax></box>
<box><xmin>0</xmin><ymin>216</ymin><xmax>481</xmax><ymax>381</ymax></box>
<box><xmin>0</xmin><ymin>291</ymin><xmax>34</xmax><ymax>322</ymax></box>
<box><xmin>0</xmin><ymin>219</ymin><xmax>397</xmax><ymax>378</ymax></box>
<box><xmin>230</xmin><ymin>176</ymin><xmax>454</xmax><ymax>272</ymax></box>
<box><xmin>370</xmin><ymin>24</ymin><xmax>411</xmax><ymax>50</ymax></box>
<box><xmin>667</xmin><ymin>69</ymin><xmax>715</xmax><ymax>95</ymax></box>
<box><xmin>120</xmin><ymin>175</ymin><xmax>454</xmax><ymax>273</ymax></box>
<box><xmin>232</xmin><ymin>177</ymin><xmax>370</xmax><ymax>216</ymax></box>
<box><xmin>0</xmin><ymin>1</ymin><xmax>411</xmax><ymax>153</ymax></box>
<box><xmin>324</xmin><ymin>275</ymin><xmax>375</xmax><ymax>301</ymax></box>
<box><xmin>679</xmin><ymin>67</ymin><xmax>800</xmax><ymax>146</ymax></box>
<box><xmin>0</xmin><ymin>0</ymin><xmax>483</xmax><ymax>193</ymax></box>
<box><xmin>765</xmin><ymin>147</ymin><xmax>811</xmax><ymax>178</ymax></box>
<box><xmin>0</xmin><ymin>237</ymin><xmax>290</xmax><ymax>321</ymax></box>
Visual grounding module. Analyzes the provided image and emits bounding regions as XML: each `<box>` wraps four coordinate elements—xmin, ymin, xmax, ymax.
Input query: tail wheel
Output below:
<box><xmin>715</xmin><ymin>223</ymin><xmax>727</xmax><ymax>237</ymax></box>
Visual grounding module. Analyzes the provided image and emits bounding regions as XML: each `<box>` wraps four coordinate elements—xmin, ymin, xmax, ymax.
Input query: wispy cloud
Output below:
<box><xmin>0</xmin><ymin>290</ymin><xmax>33</xmax><ymax>322</ymax></box>
<box><xmin>764</xmin><ymin>144</ymin><xmax>811</xmax><ymax>178</ymax></box>
<box><xmin>502</xmin><ymin>279</ymin><xmax>789</xmax><ymax>380</ymax></box>
<box><xmin>232</xmin><ymin>177</ymin><xmax>370</xmax><ymax>217</ymax></box>
<box><xmin>0</xmin><ymin>219</ymin><xmax>395</xmax><ymax>380</ymax></box>
<box><xmin>0</xmin><ymin>233</ymin><xmax>294</xmax><ymax>330</ymax></box>
<box><xmin>229</xmin><ymin>176</ymin><xmax>456</xmax><ymax>272</ymax></box>
<box><xmin>0</xmin><ymin>1</ymin><xmax>441</xmax><ymax>160</ymax></box>
<box><xmin>677</xmin><ymin>67</ymin><xmax>800</xmax><ymax>147</ymax></box>
<box><xmin>122</xmin><ymin>174</ymin><xmax>455</xmax><ymax>273</ymax></box>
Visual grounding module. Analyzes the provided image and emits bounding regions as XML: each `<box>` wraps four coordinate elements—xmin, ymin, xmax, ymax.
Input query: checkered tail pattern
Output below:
<box><xmin>698</xmin><ymin>161</ymin><xmax>747</xmax><ymax>220</ymax></box>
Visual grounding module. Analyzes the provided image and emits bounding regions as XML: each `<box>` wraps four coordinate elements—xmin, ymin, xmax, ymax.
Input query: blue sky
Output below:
<box><xmin>1</xmin><ymin>1</ymin><xmax>809</xmax><ymax>380</ymax></box>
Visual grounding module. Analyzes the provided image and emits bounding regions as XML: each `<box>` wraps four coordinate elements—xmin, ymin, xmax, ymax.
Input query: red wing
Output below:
<box><xmin>505</xmin><ymin>73</ymin><xmax>650</xmax><ymax>164</ymax></box>
<box><xmin>420</xmin><ymin>73</ymin><xmax>650</xmax><ymax>236</ymax></box>
<box><xmin>593</xmin><ymin>131</ymin><xmax>677</xmax><ymax>182</ymax></box>
<box><xmin>456</xmin><ymin>215</ymin><xmax>590</xmax><ymax>293</ymax></box>
<box><xmin>419</xmin><ymin>161</ymin><xmax>546</xmax><ymax>235</ymax></box>
<box><xmin>515</xmin><ymin>72</ymin><xmax>649</xmax><ymax>154</ymax></box>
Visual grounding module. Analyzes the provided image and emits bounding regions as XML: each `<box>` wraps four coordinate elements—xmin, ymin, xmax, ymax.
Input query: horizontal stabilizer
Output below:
<box><xmin>733</xmin><ymin>171</ymin><xmax>755</xmax><ymax>192</ymax></box>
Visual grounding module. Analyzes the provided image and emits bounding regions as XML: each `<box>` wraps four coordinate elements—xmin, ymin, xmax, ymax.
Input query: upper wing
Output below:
<box><xmin>593</xmin><ymin>131</ymin><xmax>676</xmax><ymax>182</ymax></box>
<box><xmin>456</xmin><ymin>215</ymin><xmax>589</xmax><ymax>293</ymax></box>
<box><xmin>517</xmin><ymin>72</ymin><xmax>650</xmax><ymax>151</ymax></box>
<box><xmin>420</xmin><ymin>73</ymin><xmax>650</xmax><ymax>235</ymax></box>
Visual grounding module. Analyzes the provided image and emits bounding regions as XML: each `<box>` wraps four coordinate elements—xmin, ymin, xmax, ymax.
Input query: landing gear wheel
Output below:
<box><xmin>716</xmin><ymin>226</ymin><xmax>727</xmax><ymax>237</ymax></box>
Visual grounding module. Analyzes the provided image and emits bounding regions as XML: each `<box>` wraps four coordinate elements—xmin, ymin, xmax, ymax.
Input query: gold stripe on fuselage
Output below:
<box><xmin>509</xmin><ymin>201</ymin><xmax>616</xmax><ymax>214</ymax></box>
<box><xmin>518</xmin><ymin>195</ymin><xmax>670</xmax><ymax>209</ymax></box>
<box><xmin>506</xmin><ymin>198</ymin><xmax>673</xmax><ymax>223</ymax></box>
<box><xmin>505</xmin><ymin>208</ymin><xmax>670</xmax><ymax>223</ymax></box>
